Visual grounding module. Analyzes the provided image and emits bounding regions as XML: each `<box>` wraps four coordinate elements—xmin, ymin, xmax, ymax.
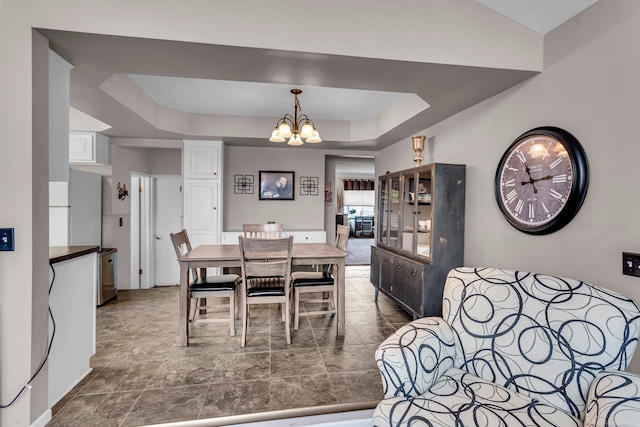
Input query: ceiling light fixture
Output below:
<box><xmin>269</xmin><ymin>89</ymin><xmax>321</xmax><ymax>145</ymax></box>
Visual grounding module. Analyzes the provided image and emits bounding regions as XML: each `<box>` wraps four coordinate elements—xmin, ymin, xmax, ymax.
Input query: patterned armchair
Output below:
<box><xmin>374</xmin><ymin>267</ymin><xmax>640</xmax><ymax>426</ymax></box>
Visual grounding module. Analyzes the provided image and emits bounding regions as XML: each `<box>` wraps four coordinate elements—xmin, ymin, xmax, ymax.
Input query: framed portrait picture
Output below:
<box><xmin>259</xmin><ymin>171</ymin><xmax>295</xmax><ymax>200</ymax></box>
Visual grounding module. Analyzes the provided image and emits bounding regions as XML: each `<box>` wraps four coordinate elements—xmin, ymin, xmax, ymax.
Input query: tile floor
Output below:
<box><xmin>48</xmin><ymin>266</ymin><xmax>413</xmax><ymax>426</ymax></box>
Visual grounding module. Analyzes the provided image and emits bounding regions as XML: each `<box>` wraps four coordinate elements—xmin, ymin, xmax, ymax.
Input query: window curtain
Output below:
<box><xmin>342</xmin><ymin>179</ymin><xmax>375</xmax><ymax>191</ymax></box>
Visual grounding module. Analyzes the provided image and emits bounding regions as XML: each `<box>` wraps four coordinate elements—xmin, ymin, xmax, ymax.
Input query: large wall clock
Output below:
<box><xmin>494</xmin><ymin>126</ymin><xmax>589</xmax><ymax>235</ymax></box>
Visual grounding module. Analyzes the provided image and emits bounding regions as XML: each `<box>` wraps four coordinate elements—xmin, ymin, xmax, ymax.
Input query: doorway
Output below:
<box><xmin>130</xmin><ymin>173</ymin><xmax>182</xmax><ymax>289</ymax></box>
<box><xmin>153</xmin><ymin>175</ymin><xmax>182</xmax><ymax>286</ymax></box>
<box><xmin>325</xmin><ymin>155</ymin><xmax>375</xmax><ymax>265</ymax></box>
<box><xmin>130</xmin><ymin>173</ymin><xmax>151</xmax><ymax>289</ymax></box>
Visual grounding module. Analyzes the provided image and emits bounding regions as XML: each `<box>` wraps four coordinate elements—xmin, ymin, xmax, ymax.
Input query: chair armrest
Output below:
<box><xmin>584</xmin><ymin>370</ymin><xmax>640</xmax><ymax>427</ymax></box>
<box><xmin>375</xmin><ymin>317</ymin><xmax>459</xmax><ymax>399</ymax></box>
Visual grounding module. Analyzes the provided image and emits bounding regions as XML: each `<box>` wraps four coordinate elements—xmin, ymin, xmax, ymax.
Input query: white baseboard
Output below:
<box><xmin>31</xmin><ymin>409</ymin><xmax>52</xmax><ymax>427</ymax></box>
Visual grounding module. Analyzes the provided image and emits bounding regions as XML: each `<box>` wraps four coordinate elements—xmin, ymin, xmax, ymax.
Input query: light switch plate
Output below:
<box><xmin>623</xmin><ymin>252</ymin><xmax>640</xmax><ymax>277</ymax></box>
<box><xmin>0</xmin><ymin>228</ymin><xmax>15</xmax><ymax>251</ymax></box>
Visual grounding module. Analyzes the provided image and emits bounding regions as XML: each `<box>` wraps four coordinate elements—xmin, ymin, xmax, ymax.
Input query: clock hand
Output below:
<box><xmin>521</xmin><ymin>164</ymin><xmax>539</xmax><ymax>193</ymax></box>
<box><xmin>531</xmin><ymin>175</ymin><xmax>554</xmax><ymax>183</ymax></box>
<box><xmin>524</xmin><ymin>164</ymin><xmax>532</xmax><ymax>178</ymax></box>
<box><xmin>520</xmin><ymin>178</ymin><xmax>538</xmax><ymax>193</ymax></box>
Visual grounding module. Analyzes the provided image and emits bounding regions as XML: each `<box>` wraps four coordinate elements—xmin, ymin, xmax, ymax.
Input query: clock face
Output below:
<box><xmin>495</xmin><ymin>127</ymin><xmax>589</xmax><ymax>235</ymax></box>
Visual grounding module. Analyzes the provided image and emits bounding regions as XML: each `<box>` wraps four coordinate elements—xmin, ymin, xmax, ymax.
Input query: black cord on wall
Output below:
<box><xmin>0</xmin><ymin>264</ymin><xmax>57</xmax><ymax>409</ymax></box>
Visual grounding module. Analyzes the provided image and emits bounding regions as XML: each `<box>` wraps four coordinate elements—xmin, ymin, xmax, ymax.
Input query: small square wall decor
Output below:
<box><xmin>234</xmin><ymin>174</ymin><xmax>255</xmax><ymax>194</ymax></box>
<box><xmin>300</xmin><ymin>176</ymin><xmax>319</xmax><ymax>196</ymax></box>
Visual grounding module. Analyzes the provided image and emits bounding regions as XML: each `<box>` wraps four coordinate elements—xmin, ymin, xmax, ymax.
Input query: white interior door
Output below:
<box><xmin>130</xmin><ymin>175</ymin><xmax>141</xmax><ymax>290</ymax></box>
<box><xmin>154</xmin><ymin>176</ymin><xmax>182</xmax><ymax>286</ymax></box>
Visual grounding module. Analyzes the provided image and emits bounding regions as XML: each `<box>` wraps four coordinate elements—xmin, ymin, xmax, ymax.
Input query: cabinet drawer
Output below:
<box><xmin>395</xmin><ymin>257</ymin><xmax>424</xmax><ymax>314</ymax></box>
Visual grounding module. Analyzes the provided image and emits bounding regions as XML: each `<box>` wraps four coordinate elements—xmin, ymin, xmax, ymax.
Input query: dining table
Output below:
<box><xmin>177</xmin><ymin>242</ymin><xmax>347</xmax><ymax>346</ymax></box>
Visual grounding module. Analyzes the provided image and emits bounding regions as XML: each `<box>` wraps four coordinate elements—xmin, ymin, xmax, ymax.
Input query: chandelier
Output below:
<box><xmin>269</xmin><ymin>89</ymin><xmax>322</xmax><ymax>145</ymax></box>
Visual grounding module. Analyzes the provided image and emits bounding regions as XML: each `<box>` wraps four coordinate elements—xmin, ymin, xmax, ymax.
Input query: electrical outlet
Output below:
<box><xmin>0</xmin><ymin>228</ymin><xmax>15</xmax><ymax>251</ymax></box>
<box><xmin>623</xmin><ymin>252</ymin><xmax>640</xmax><ymax>277</ymax></box>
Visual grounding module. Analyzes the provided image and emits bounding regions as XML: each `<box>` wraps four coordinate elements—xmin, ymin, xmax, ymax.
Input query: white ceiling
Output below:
<box><xmin>477</xmin><ymin>0</ymin><xmax>599</xmax><ymax>34</ymax></box>
<box><xmin>126</xmin><ymin>76</ymin><xmax>404</xmax><ymax>121</ymax></box>
<box><xmin>52</xmin><ymin>1</ymin><xmax>599</xmax><ymax>151</ymax></box>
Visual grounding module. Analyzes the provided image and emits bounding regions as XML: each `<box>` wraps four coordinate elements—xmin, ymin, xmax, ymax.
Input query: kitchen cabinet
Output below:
<box><xmin>69</xmin><ymin>131</ymin><xmax>109</xmax><ymax>165</ymax></box>
<box><xmin>182</xmin><ymin>140</ymin><xmax>223</xmax><ymax>247</ymax></box>
<box><xmin>371</xmin><ymin>163</ymin><xmax>465</xmax><ymax>317</ymax></box>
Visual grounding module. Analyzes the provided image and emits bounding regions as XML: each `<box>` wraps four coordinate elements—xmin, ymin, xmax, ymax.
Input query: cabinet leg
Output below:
<box><xmin>374</xmin><ymin>287</ymin><xmax>379</xmax><ymax>301</ymax></box>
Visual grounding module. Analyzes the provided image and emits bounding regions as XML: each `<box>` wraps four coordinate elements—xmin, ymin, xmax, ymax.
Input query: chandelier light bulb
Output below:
<box><xmin>278</xmin><ymin>122</ymin><xmax>292</xmax><ymax>138</ymax></box>
<box><xmin>288</xmin><ymin>134</ymin><xmax>303</xmax><ymax>146</ymax></box>
<box><xmin>306</xmin><ymin>130</ymin><xmax>322</xmax><ymax>143</ymax></box>
<box><xmin>300</xmin><ymin>122</ymin><xmax>315</xmax><ymax>139</ymax></box>
<box><xmin>269</xmin><ymin>128</ymin><xmax>285</xmax><ymax>143</ymax></box>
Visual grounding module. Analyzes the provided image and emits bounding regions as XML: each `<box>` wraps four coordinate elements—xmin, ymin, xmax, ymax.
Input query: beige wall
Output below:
<box><xmin>223</xmin><ymin>146</ymin><xmax>326</xmax><ymax>230</ymax></box>
<box><xmin>149</xmin><ymin>148</ymin><xmax>181</xmax><ymax>175</ymax></box>
<box><xmin>376</xmin><ymin>0</ymin><xmax>640</xmax><ymax>372</ymax></box>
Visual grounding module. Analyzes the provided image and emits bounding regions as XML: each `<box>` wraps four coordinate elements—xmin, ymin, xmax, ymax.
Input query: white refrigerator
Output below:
<box><xmin>49</xmin><ymin>169</ymin><xmax>102</xmax><ymax>246</ymax></box>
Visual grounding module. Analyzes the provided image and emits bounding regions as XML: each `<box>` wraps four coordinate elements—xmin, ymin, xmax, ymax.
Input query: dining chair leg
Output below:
<box><xmin>294</xmin><ymin>288</ymin><xmax>300</xmax><ymax>330</ymax></box>
<box><xmin>241</xmin><ymin>302</ymin><xmax>248</xmax><ymax>348</ymax></box>
<box><xmin>284</xmin><ymin>298</ymin><xmax>291</xmax><ymax>345</ymax></box>
<box><xmin>229</xmin><ymin>290</ymin><xmax>236</xmax><ymax>337</ymax></box>
<box><xmin>330</xmin><ymin>288</ymin><xmax>337</xmax><ymax>317</ymax></box>
<box><xmin>189</xmin><ymin>298</ymin><xmax>198</xmax><ymax>320</ymax></box>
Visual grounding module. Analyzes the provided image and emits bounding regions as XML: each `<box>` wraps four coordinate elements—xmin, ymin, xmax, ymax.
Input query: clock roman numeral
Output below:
<box><xmin>516</xmin><ymin>151</ymin><xmax>527</xmax><ymax>164</ymax></box>
<box><xmin>506</xmin><ymin>165</ymin><xmax>518</xmax><ymax>172</ymax></box>
<box><xmin>503</xmin><ymin>179</ymin><xmax>515</xmax><ymax>187</ymax></box>
<box><xmin>541</xmin><ymin>201</ymin><xmax>550</xmax><ymax>214</ymax></box>
<box><xmin>528</xmin><ymin>203</ymin><xmax>534</xmax><ymax>219</ymax></box>
<box><xmin>505</xmin><ymin>189</ymin><xmax>518</xmax><ymax>204</ymax></box>
<box><xmin>552</xmin><ymin>174</ymin><xmax>567</xmax><ymax>183</ymax></box>
<box><xmin>549</xmin><ymin>188</ymin><xmax>563</xmax><ymax>201</ymax></box>
<box><xmin>515</xmin><ymin>199</ymin><xmax>524</xmax><ymax>215</ymax></box>
<box><xmin>549</xmin><ymin>158</ymin><xmax>563</xmax><ymax>169</ymax></box>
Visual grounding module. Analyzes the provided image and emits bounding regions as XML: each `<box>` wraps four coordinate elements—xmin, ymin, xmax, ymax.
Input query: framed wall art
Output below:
<box><xmin>259</xmin><ymin>171</ymin><xmax>295</xmax><ymax>200</ymax></box>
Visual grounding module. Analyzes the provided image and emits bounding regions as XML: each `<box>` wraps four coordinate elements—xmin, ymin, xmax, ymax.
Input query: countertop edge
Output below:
<box><xmin>49</xmin><ymin>246</ymin><xmax>100</xmax><ymax>264</ymax></box>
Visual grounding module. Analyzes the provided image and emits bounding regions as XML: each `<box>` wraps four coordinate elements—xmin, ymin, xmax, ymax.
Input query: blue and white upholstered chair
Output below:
<box><xmin>374</xmin><ymin>267</ymin><xmax>640</xmax><ymax>427</ymax></box>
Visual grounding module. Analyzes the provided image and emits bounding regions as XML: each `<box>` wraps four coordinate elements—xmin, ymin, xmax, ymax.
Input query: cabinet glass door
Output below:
<box><xmin>377</xmin><ymin>178</ymin><xmax>389</xmax><ymax>246</ymax></box>
<box><xmin>388</xmin><ymin>176</ymin><xmax>401</xmax><ymax>249</ymax></box>
<box><xmin>401</xmin><ymin>172</ymin><xmax>416</xmax><ymax>255</ymax></box>
<box><xmin>415</xmin><ymin>170</ymin><xmax>433</xmax><ymax>260</ymax></box>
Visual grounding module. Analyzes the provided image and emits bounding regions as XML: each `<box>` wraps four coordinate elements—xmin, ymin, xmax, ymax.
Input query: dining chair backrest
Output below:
<box><xmin>238</xmin><ymin>236</ymin><xmax>293</xmax><ymax>280</ymax></box>
<box><xmin>170</xmin><ymin>229</ymin><xmax>199</xmax><ymax>278</ymax></box>
<box><xmin>242</xmin><ymin>223</ymin><xmax>283</xmax><ymax>239</ymax></box>
<box><xmin>335</xmin><ymin>224</ymin><xmax>350</xmax><ymax>252</ymax></box>
<box><xmin>319</xmin><ymin>224</ymin><xmax>349</xmax><ymax>275</ymax></box>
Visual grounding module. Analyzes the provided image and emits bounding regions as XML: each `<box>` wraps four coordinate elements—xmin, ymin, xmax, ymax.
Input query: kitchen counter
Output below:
<box><xmin>47</xmin><ymin>245</ymin><xmax>98</xmax><ymax>408</ymax></box>
<box><xmin>49</xmin><ymin>245</ymin><xmax>100</xmax><ymax>264</ymax></box>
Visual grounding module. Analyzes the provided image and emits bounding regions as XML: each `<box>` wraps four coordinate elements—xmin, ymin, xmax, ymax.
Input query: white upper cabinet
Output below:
<box><xmin>183</xmin><ymin>141</ymin><xmax>220</xmax><ymax>179</ymax></box>
<box><xmin>69</xmin><ymin>131</ymin><xmax>109</xmax><ymax>165</ymax></box>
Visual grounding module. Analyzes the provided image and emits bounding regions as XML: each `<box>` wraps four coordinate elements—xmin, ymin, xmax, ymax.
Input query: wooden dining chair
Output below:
<box><xmin>238</xmin><ymin>235</ymin><xmax>293</xmax><ymax>347</ymax></box>
<box><xmin>291</xmin><ymin>224</ymin><xmax>349</xmax><ymax>329</ymax></box>
<box><xmin>170</xmin><ymin>229</ymin><xmax>239</xmax><ymax>336</ymax></box>
<box><xmin>242</xmin><ymin>223</ymin><xmax>283</xmax><ymax>239</ymax></box>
